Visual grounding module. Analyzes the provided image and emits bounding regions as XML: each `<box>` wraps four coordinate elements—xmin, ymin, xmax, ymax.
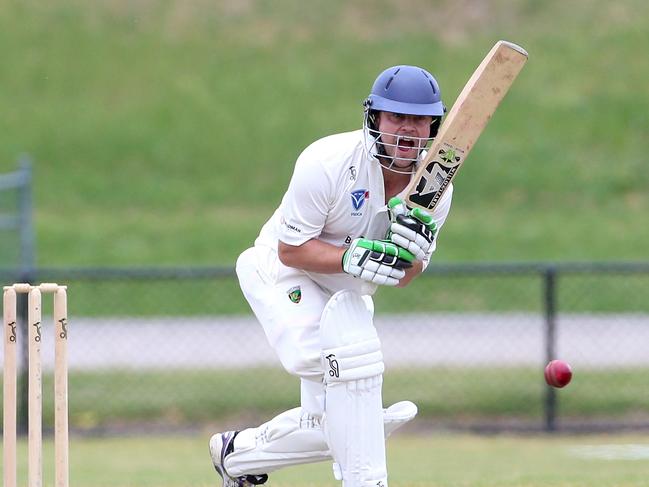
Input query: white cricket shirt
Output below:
<box><xmin>254</xmin><ymin>129</ymin><xmax>453</xmax><ymax>295</ymax></box>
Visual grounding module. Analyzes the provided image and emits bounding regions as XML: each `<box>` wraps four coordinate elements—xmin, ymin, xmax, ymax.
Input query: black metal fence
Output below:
<box><xmin>1</xmin><ymin>262</ymin><xmax>649</xmax><ymax>436</ymax></box>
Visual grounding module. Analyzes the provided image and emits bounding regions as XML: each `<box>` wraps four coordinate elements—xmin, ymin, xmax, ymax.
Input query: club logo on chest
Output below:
<box><xmin>350</xmin><ymin>189</ymin><xmax>369</xmax><ymax>216</ymax></box>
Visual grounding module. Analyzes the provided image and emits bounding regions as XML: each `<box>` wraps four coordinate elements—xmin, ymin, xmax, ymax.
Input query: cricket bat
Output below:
<box><xmin>405</xmin><ymin>40</ymin><xmax>528</xmax><ymax>211</ymax></box>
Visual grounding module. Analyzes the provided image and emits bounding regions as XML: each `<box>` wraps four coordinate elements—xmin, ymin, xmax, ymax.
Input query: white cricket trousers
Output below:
<box><xmin>228</xmin><ymin>246</ymin><xmax>411</xmax><ymax>482</ymax></box>
<box><xmin>235</xmin><ymin>245</ymin><xmax>336</xmax><ymax>414</ymax></box>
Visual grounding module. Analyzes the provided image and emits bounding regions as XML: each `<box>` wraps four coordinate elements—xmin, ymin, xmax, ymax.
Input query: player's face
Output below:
<box><xmin>377</xmin><ymin>111</ymin><xmax>432</xmax><ymax>167</ymax></box>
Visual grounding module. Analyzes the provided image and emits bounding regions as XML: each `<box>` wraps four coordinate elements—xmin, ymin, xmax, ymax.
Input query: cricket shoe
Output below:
<box><xmin>209</xmin><ymin>431</ymin><xmax>268</xmax><ymax>486</ymax></box>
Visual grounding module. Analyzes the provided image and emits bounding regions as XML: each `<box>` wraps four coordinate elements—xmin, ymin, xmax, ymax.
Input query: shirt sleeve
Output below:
<box><xmin>277</xmin><ymin>150</ymin><xmax>332</xmax><ymax>246</ymax></box>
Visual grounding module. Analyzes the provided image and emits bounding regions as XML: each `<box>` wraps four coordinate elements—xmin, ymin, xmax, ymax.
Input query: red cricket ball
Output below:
<box><xmin>544</xmin><ymin>359</ymin><xmax>573</xmax><ymax>388</ymax></box>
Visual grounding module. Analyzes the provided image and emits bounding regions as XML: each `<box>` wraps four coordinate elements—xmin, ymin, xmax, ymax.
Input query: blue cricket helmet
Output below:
<box><xmin>365</xmin><ymin>65</ymin><xmax>445</xmax><ymax>117</ymax></box>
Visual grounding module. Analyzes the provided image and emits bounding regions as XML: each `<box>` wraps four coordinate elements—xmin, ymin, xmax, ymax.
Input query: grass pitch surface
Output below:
<box><xmin>11</xmin><ymin>433</ymin><xmax>649</xmax><ymax>486</ymax></box>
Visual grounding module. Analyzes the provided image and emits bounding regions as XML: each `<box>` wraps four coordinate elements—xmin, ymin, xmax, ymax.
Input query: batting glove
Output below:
<box><xmin>387</xmin><ymin>197</ymin><xmax>437</xmax><ymax>261</ymax></box>
<box><xmin>342</xmin><ymin>238</ymin><xmax>414</xmax><ymax>286</ymax></box>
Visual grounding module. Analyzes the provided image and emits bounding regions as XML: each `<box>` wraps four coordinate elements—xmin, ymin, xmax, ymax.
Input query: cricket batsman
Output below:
<box><xmin>209</xmin><ymin>65</ymin><xmax>454</xmax><ymax>486</ymax></box>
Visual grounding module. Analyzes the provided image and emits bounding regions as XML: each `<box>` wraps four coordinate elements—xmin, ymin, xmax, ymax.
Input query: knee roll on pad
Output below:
<box><xmin>323</xmin><ymin>338</ymin><xmax>384</xmax><ymax>382</ymax></box>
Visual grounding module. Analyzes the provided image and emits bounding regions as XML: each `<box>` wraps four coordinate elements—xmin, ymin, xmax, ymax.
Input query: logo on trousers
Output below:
<box><xmin>287</xmin><ymin>286</ymin><xmax>302</xmax><ymax>304</ymax></box>
<box><xmin>325</xmin><ymin>353</ymin><xmax>339</xmax><ymax>378</ymax></box>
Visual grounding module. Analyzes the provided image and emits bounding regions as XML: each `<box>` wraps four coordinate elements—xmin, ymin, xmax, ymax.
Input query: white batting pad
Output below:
<box><xmin>321</xmin><ymin>290</ymin><xmax>388</xmax><ymax>487</ymax></box>
<box><xmin>383</xmin><ymin>400</ymin><xmax>417</xmax><ymax>437</ymax></box>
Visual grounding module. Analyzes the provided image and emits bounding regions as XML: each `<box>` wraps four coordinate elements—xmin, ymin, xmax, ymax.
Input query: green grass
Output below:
<box><xmin>7</xmin><ymin>433</ymin><xmax>649</xmax><ymax>486</ymax></box>
<box><xmin>0</xmin><ymin>0</ymin><xmax>648</xmax><ymax>267</ymax></box>
<box><xmin>20</xmin><ymin>366</ymin><xmax>648</xmax><ymax>432</ymax></box>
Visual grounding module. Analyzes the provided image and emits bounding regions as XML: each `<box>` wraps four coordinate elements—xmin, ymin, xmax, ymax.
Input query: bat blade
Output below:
<box><xmin>405</xmin><ymin>40</ymin><xmax>528</xmax><ymax>211</ymax></box>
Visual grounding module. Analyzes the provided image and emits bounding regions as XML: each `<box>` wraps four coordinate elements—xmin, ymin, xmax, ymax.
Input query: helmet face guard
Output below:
<box><xmin>362</xmin><ymin>65</ymin><xmax>445</xmax><ymax>173</ymax></box>
<box><xmin>363</xmin><ymin>111</ymin><xmax>441</xmax><ymax>173</ymax></box>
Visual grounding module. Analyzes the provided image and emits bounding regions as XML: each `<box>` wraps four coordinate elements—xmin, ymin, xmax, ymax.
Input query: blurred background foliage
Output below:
<box><xmin>0</xmin><ymin>0</ymin><xmax>647</xmax><ymax>267</ymax></box>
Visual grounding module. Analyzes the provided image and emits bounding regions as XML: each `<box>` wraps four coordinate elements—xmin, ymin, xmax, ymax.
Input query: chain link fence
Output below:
<box><xmin>1</xmin><ymin>262</ymin><xmax>648</xmax><ymax>436</ymax></box>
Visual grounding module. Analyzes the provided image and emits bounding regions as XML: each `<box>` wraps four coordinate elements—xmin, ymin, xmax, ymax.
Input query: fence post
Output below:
<box><xmin>543</xmin><ymin>266</ymin><xmax>557</xmax><ymax>431</ymax></box>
